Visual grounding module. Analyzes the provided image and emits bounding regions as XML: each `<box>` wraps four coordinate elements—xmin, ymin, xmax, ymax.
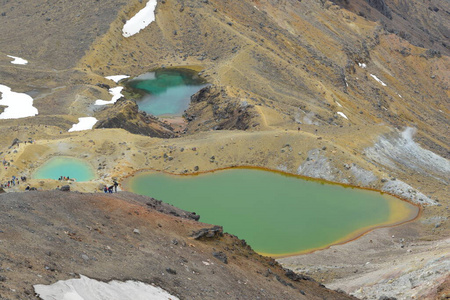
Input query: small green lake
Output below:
<box><xmin>127</xmin><ymin>68</ymin><xmax>207</xmax><ymax>116</ymax></box>
<box><xmin>125</xmin><ymin>168</ymin><xmax>418</xmax><ymax>257</ymax></box>
<box><xmin>33</xmin><ymin>157</ymin><xmax>95</xmax><ymax>182</ymax></box>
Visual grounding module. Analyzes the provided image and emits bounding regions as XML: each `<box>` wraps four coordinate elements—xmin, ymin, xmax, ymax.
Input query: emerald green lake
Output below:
<box><xmin>33</xmin><ymin>157</ymin><xmax>95</xmax><ymax>182</ymax></box>
<box><xmin>126</xmin><ymin>169</ymin><xmax>418</xmax><ymax>257</ymax></box>
<box><xmin>127</xmin><ymin>68</ymin><xmax>207</xmax><ymax>116</ymax></box>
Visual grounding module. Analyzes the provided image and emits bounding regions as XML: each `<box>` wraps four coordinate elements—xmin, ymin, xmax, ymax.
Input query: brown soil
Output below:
<box><xmin>0</xmin><ymin>190</ymin><xmax>355</xmax><ymax>300</ymax></box>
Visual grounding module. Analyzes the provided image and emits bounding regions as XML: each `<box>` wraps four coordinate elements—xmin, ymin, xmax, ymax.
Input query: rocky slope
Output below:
<box><xmin>94</xmin><ymin>99</ymin><xmax>176</xmax><ymax>138</ymax></box>
<box><xmin>0</xmin><ymin>190</ymin><xmax>354</xmax><ymax>300</ymax></box>
<box><xmin>0</xmin><ymin>0</ymin><xmax>448</xmax><ymax>299</ymax></box>
<box><xmin>184</xmin><ymin>85</ymin><xmax>261</xmax><ymax>133</ymax></box>
<box><xmin>334</xmin><ymin>0</ymin><xmax>450</xmax><ymax>55</ymax></box>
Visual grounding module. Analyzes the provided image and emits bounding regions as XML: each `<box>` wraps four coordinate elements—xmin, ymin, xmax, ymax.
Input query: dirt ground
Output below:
<box><xmin>0</xmin><ymin>190</ymin><xmax>355</xmax><ymax>300</ymax></box>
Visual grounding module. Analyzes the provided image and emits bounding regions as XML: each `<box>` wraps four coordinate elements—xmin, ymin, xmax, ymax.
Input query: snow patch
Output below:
<box><xmin>358</xmin><ymin>62</ymin><xmax>367</xmax><ymax>68</ymax></box>
<box><xmin>7</xmin><ymin>55</ymin><xmax>28</xmax><ymax>65</ymax></box>
<box><xmin>123</xmin><ymin>0</ymin><xmax>158</xmax><ymax>37</ymax></box>
<box><xmin>95</xmin><ymin>87</ymin><xmax>124</xmax><ymax>105</ymax></box>
<box><xmin>370</xmin><ymin>74</ymin><xmax>387</xmax><ymax>86</ymax></box>
<box><xmin>335</xmin><ymin>102</ymin><xmax>342</xmax><ymax>107</ymax></box>
<box><xmin>337</xmin><ymin>112</ymin><xmax>348</xmax><ymax>120</ymax></box>
<box><xmin>105</xmin><ymin>75</ymin><xmax>130</xmax><ymax>83</ymax></box>
<box><xmin>68</xmin><ymin>117</ymin><xmax>98</xmax><ymax>132</ymax></box>
<box><xmin>34</xmin><ymin>275</ymin><xmax>180</xmax><ymax>300</ymax></box>
<box><xmin>0</xmin><ymin>84</ymin><xmax>38</xmax><ymax>119</ymax></box>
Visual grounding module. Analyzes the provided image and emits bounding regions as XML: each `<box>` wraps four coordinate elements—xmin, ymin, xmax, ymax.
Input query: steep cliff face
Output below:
<box><xmin>94</xmin><ymin>99</ymin><xmax>176</xmax><ymax>138</ymax></box>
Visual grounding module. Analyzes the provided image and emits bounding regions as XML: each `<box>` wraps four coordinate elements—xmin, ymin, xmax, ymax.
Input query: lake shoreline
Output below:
<box><xmin>32</xmin><ymin>156</ymin><xmax>97</xmax><ymax>182</ymax></box>
<box><xmin>5</xmin><ymin>129</ymin><xmax>445</xmax><ymax>300</ymax></box>
<box><xmin>122</xmin><ymin>165</ymin><xmax>423</xmax><ymax>209</ymax></box>
<box><xmin>122</xmin><ymin>166</ymin><xmax>421</xmax><ymax>258</ymax></box>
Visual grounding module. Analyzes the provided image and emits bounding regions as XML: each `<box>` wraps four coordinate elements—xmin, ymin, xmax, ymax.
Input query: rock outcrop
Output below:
<box><xmin>94</xmin><ymin>99</ymin><xmax>176</xmax><ymax>138</ymax></box>
<box><xmin>184</xmin><ymin>85</ymin><xmax>260</xmax><ymax>133</ymax></box>
<box><xmin>191</xmin><ymin>226</ymin><xmax>224</xmax><ymax>240</ymax></box>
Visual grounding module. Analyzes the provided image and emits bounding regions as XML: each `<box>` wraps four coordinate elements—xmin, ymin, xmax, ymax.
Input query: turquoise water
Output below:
<box><xmin>127</xmin><ymin>68</ymin><xmax>207</xmax><ymax>116</ymax></box>
<box><xmin>33</xmin><ymin>157</ymin><xmax>95</xmax><ymax>182</ymax></box>
<box><xmin>126</xmin><ymin>168</ymin><xmax>418</xmax><ymax>256</ymax></box>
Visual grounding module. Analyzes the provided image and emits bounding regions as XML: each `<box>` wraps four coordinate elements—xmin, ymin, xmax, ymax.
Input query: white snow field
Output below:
<box><xmin>94</xmin><ymin>87</ymin><xmax>124</xmax><ymax>105</ymax></box>
<box><xmin>122</xmin><ymin>0</ymin><xmax>158</xmax><ymax>37</ymax></box>
<box><xmin>105</xmin><ymin>75</ymin><xmax>130</xmax><ymax>83</ymax></box>
<box><xmin>34</xmin><ymin>275</ymin><xmax>180</xmax><ymax>300</ymax></box>
<box><xmin>337</xmin><ymin>112</ymin><xmax>348</xmax><ymax>120</ymax></box>
<box><xmin>68</xmin><ymin>117</ymin><xmax>98</xmax><ymax>132</ymax></box>
<box><xmin>0</xmin><ymin>84</ymin><xmax>38</xmax><ymax>119</ymax></box>
<box><xmin>7</xmin><ymin>55</ymin><xmax>28</xmax><ymax>65</ymax></box>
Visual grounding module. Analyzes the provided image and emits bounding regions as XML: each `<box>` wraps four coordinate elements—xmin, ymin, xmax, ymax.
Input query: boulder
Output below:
<box><xmin>60</xmin><ymin>185</ymin><xmax>70</xmax><ymax>192</ymax></box>
<box><xmin>212</xmin><ymin>251</ymin><xmax>228</xmax><ymax>264</ymax></box>
<box><xmin>191</xmin><ymin>226</ymin><xmax>223</xmax><ymax>240</ymax></box>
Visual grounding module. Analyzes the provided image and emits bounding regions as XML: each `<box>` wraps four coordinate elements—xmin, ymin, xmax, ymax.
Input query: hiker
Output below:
<box><xmin>113</xmin><ymin>181</ymin><xmax>119</xmax><ymax>193</ymax></box>
<box><xmin>25</xmin><ymin>185</ymin><xmax>30</xmax><ymax>191</ymax></box>
<box><xmin>103</xmin><ymin>186</ymin><xmax>108</xmax><ymax>193</ymax></box>
<box><xmin>108</xmin><ymin>185</ymin><xmax>114</xmax><ymax>193</ymax></box>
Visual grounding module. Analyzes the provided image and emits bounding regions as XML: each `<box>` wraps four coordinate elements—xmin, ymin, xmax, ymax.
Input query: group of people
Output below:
<box><xmin>103</xmin><ymin>181</ymin><xmax>119</xmax><ymax>193</ymax></box>
<box><xmin>1</xmin><ymin>173</ymin><xmax>121</xmax><ymax>194</ymax></box>
<box><xmin>1</xmin><ymin>175</ymin><xmax>27</xmax><ymax>189</ymax></box>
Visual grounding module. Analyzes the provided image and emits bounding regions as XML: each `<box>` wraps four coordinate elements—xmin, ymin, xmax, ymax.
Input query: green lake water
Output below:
<box><xmin>127</xmin><ymin>68</ymin><xmax>207</xmax><ymax>116</ymax></box>
<box><xmin>33</xmin><ymin>157</ymin><xmax>95</xmax><ymax>182</ymax></box>
<box><xmin>126</xmin><ymin>168</ymin><xmax>418</xmax><ymax>257</ymax></box>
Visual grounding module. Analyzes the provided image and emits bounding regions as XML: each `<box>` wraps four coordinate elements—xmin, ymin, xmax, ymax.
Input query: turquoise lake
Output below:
<box><xmin>33</xmin><ymin>157</ymin><xmax>95</xmax><ymax>182</ymax></box>
<box><xmin>127</xmin><ymin>68</ymin><xmax>207</xmax><ymax>116</ymax></box>
<box><xmin>125</xmin><ymin>168</ymin><xmax>418</xmax><ymax>257</ymax></box>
